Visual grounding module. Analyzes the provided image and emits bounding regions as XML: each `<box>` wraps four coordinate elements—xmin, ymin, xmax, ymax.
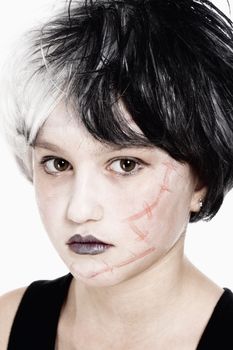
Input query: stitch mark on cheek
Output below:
<box><xmin>160</xmin><ymin>160</ymin><xmax>178</xmax><ymax>193</ymax></box>
<box><xmin>115</xmin><ymin>247</ymin><xmax>156</xmax><ymax>268</ymax></box>
<box><xmin>129</xmin><ymin>222</ymin><xmax>149</xmax><ymax>241</ymax></box>
<box><xmin>125</xmin><ymin>196</ymin><xmax>160</xmax><ymax>222</ymax></box>
<box><xmin>125</xmin><ymin>161</ymin><xmax>174</xmax><ymax>223</ymax></box>
<box><xmin>143</xmin><ymin>201</ymin><xmax>153</xmax><ymax>219</ymax></box>
<box><xmin>160</xmin><ymin>165</ymin><xmax>173</xmax><ymax>193</ymax></box>
<box><xmin>162</xmin><ymin>160</ymin><xmax>183</xmax><ymax>179</ymax></box>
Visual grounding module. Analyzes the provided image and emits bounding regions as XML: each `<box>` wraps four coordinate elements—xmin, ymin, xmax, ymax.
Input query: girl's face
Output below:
<box><xmin>32</xmin><ymin>104</ymin><xmax>204</xmax><ymax>287</ymax></box>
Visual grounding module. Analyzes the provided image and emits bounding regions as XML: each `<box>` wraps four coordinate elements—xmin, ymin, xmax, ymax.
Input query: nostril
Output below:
<box><xmin>66</xmin><ymin>201</ymin><xmax>103</xmax><ymax>224</ymax></box>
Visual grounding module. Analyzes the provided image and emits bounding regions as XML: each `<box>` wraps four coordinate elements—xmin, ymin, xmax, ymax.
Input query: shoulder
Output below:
<box><xmin>216</xmin><ymin>288</ymin><xmax>233</xmax><ymax>322</ymax></box>
<box><xmin>0</xmin><ymin>274</ymin><xmax>72</xmax><ymax>349</ymax></box>
<box><xmin>212</xmin><ymin>288</ymin><xmax>233</xmax><ymax>322</ymax></box>
<box><xmin>197</xmin><ymin>288</ymin><xmax>233</xmax><ymax>349</ymax></box>
<box><xmin>0</xmin><ymin>287</ymin><xmax>27</xmax><ymax>349</ymax></box>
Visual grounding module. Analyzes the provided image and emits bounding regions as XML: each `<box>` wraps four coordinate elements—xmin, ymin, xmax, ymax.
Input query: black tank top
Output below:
<box><xmin>7</xmin><ymin>274</ymin><xmax>233</xmax><ymax>349</ymax></box>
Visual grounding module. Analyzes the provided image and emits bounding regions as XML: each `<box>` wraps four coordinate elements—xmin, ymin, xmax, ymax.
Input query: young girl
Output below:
<box><xmin>1</xmin><ymin>0</ymin><xmax>233</xmax><ymax>348</ymax></box>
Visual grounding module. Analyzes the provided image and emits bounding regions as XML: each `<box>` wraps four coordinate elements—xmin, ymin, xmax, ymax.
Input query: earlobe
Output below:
<box><xmin>190</xmin><ymin>184</ymin><xmax>208</xmax><ymax>213</ymax></box>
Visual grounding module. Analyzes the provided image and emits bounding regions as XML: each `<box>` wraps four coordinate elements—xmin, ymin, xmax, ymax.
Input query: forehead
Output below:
<box><xmin>36</xmin><ymin>101</ymin><xmax>144</xmax><ymax>139</ymax></box>
<box><xmin>41</xmin><ymin>100</ymin><xmax>142</xmax><ymax>129</ymax></box>
<box><xmin>35</xmin><ymin>102</ymin><xmax>150</xmax><ymax>154</ymax></box>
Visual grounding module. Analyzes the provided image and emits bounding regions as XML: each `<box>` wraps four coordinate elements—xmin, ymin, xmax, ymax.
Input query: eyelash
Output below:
<box><xmin>39</xmin><ymin>156</ymin><xmax>72</xmax><ymax>175</ymax></box>
<box><xmin>108</xmin><ymin>157</ymin><xmax>145</xmax><ymax>176</ymax></box>
<box><xmin>39</xmin><ymin>156</ymin><xmax>146</xmax><ymax>177</ymax></box>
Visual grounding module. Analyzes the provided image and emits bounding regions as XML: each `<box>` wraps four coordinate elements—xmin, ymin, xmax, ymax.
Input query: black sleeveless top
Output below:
<box><xmin>7</xmin><ymin>274</ymin><xmax>233</xmax><ymax>349</ymax></box>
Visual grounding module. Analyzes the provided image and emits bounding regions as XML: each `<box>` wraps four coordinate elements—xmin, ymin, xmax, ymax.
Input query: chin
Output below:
<box><xmin>69</xmin><ymin>263</ymin><xmax>139</xmax><ymax>288</ymax></box>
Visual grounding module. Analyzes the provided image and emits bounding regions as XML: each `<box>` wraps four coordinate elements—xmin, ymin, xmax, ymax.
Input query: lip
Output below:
<box><xmin>66</xmin><ymin>234</ymin><xmax>114</xmax><ymax>255</ymax></box>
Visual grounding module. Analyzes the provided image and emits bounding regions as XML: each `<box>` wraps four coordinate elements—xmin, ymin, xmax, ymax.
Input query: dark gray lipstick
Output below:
<box><xmin>67</xmin><ymin>234</ymin><xmax>114</xmax><ymax>255</ymax></box>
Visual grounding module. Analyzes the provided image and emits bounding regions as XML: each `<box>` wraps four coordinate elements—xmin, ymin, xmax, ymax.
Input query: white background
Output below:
<box><xmin>0</xmin><ymin>0</ymin><xmax>233</xmax><ymax>295</ymax></box>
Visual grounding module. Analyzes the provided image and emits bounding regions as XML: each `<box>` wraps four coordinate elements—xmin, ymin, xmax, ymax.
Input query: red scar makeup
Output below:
<box><xmin>129</xmin><ymin>222</ymin><xmax>149</xmax><ymax>241</ymax></box>
<box><xmin>78</xmin><ymin>246</ymin><xmax>156</xmax><ymax>279</ymax></box>
<box><xmin>143</xmin><ymin>201</ymin><xmax>153</xmax><ymax>219</ymax></box>
<box><xmin>75</xmin><ymin>161</ymin><xmax>178</xmax><ymax>280</ymax></box>
<box><xmin>115</xmin><ymin>247</ymin><xmax>156</xmax><ymax>268</ymax></box>
<box><xmin>122</xmin><ymin>160</ymin><xmax>177</xmax><ymax>246</ymax></box>
<box><xmin>124</xmin><ymin>160</ymin><xmax>175</xmax><ymax>223</ymax></box>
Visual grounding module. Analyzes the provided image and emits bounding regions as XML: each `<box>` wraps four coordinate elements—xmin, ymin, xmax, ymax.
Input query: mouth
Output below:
<box><xmin>66</xmin><ymin>234</ymin><xmax>114</xmax><ymax>255</ymax></box>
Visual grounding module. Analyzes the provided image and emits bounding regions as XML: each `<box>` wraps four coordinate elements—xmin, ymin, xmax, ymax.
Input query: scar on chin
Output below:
<box><xmin>85</xmin><ymin>246</ymin><xmax>156</xmax><ymax>279</ymax></box>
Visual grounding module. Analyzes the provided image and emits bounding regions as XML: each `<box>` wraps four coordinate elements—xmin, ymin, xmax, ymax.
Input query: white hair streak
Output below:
<box><xmin>0</xmin><ymin>28</ymin><xmax>64</xmax><ymax>182</ymax></box>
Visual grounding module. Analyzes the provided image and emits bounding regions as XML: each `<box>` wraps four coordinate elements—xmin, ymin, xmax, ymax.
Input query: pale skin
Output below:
<box><xmin>0</xmin><ymin>104</ymin><xmax>223</xmax><ymax>350</ymax></box>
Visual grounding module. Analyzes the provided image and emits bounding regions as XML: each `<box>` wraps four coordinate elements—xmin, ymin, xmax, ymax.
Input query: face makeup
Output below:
<box><xmin>33</xmin><ymin>103</ymin><xmax>203</xmax><ymax>287</ymax></box>
<box><xmin>67</xmin><ymin>234</ymin><xmax>114</xmax><ymax>255</ymax></box>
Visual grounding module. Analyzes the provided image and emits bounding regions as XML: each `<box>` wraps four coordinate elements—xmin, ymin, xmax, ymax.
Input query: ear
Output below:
<box><xmin>190</xmin><ymin>181</ymin><xmax>208</xmax><ymax>213</ymax></box>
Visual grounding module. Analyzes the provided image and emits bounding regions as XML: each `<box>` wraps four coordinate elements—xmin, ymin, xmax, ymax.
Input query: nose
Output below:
<box><xmin>66</xmin><ymin>172</ymin><xmax>104</xmax><ymax>225</ymax></box>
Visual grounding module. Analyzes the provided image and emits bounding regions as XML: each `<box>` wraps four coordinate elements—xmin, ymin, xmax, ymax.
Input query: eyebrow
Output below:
<box><xmin>33</xmin><ymin>140</ymin><xmax>153</xmax><ymax>153</ymax></box>
<box><xmin>34</xmin><ymin>141</ymin><xmax>66</xmax><ymax>153</ymax></box>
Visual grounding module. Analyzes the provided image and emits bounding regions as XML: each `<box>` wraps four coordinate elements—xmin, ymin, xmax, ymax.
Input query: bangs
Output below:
<box><xmin>36</xmin><ymin>0</ymin><xmax>173</xmax><ymax>148</ymax></box>
<box><xmin>36</xmin><ymin>0</ymin><xmax>219</xmax><ymax>165</ymax></box>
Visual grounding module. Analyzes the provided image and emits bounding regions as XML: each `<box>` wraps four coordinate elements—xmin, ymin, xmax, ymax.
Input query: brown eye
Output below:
<box><xmin>120</xmin><ymin>159</ymin><xmax>136</xmax><ymax>172</ymax></box>
<box><xmin>108</xmin><ymin>158</ymin><xmax>143</xmax><ymax>176</ymax></box>
<box><xmin>41</xmin><ymin>157</ymin><xmax>72</xmax><ymax>174</ymax></box>
<box><xmin>53</xmin><ymin>159</ymin><xmax>70</xmax><ymax>172</ymax></box>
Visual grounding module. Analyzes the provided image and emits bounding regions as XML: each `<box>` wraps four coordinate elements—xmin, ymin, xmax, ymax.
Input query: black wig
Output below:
<box><xmin>14</xmin><ymin>0</ymin><xmax>233</xmax><ymax>221</ymax></box>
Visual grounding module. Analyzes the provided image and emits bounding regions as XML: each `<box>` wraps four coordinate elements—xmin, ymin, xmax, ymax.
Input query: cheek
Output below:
<box><xmin>121</xmin><ymin>162</ymin><xmax>194</xmax><ymax>249</ymax></box>
<box><xmin>33</xmin><ymin>177</ymin><xmax>66</xmax><ymax>235</ymax></box>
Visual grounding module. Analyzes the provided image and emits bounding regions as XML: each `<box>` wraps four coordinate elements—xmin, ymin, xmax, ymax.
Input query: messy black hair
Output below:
<box><xmin>13</xmin><ymin>0</ymin><xmax>233</xmax><ymax>221</ymax></box>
